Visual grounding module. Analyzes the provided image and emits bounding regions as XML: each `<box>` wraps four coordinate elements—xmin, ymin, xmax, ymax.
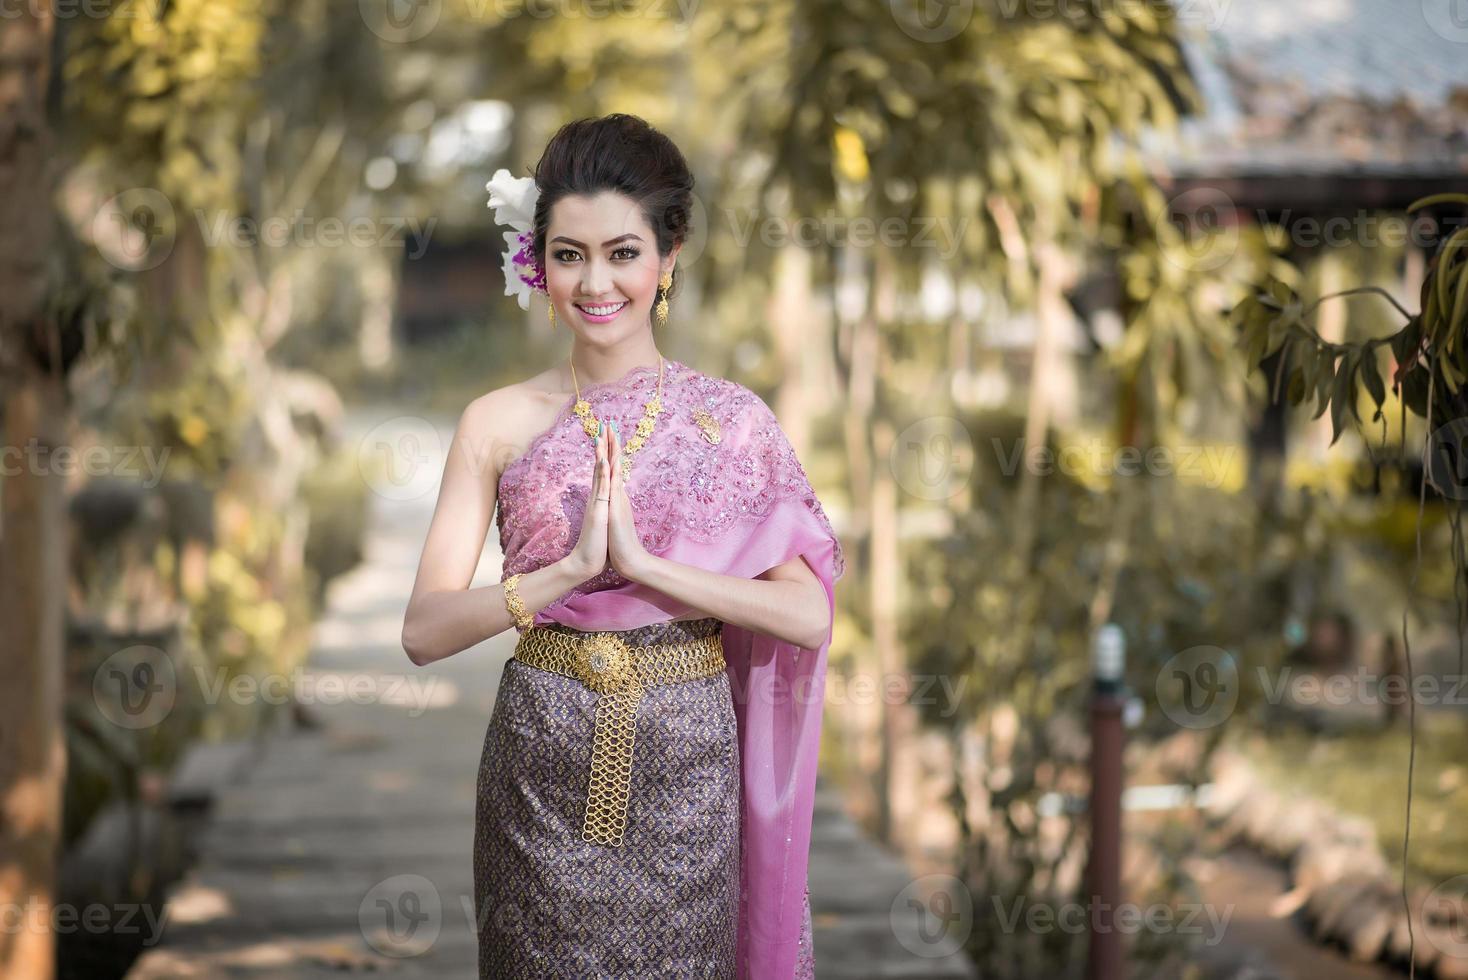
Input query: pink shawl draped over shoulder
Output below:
<box><xmin>495</xmin><ymin>358</ymin><xmax>846</xmax><ymax>979</ymax></box>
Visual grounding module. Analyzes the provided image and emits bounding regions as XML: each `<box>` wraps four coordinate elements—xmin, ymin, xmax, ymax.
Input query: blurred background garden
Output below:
<box><xmin>3</xmin><ymin>0</ymin><xmax>1468</xmax><ymax>977</ymax></box>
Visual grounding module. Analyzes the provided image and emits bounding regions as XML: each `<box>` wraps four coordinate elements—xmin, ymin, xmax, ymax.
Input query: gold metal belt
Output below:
<box><xmin>512</xmin><ymin>624</ymin><xmax>726</xmax><ymax>847</ymax></box>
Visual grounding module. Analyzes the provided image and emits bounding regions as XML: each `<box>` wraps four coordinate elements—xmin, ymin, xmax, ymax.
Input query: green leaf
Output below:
<box><xmin>1312</xmin><ymin>351</ymin><xmax>1335</xmax><ymax>420</ymax></box>
<box><xmin>1434</xmin><ymin>229</ymin><xmax>1468</xmax><ymax>335</ymax></box>
<box><xmin>1443</xmin><ymin>356</ymin><xmax>1463</xmax><ymax>396</ymax></box>
<box><xmin>1300</xmin><ymin>343</ymin><xmax>1319</xmax><ymax>395</ymax></box>
<box><xmin>1403</xmin><ymin>361</ymin><xmax>1430</xmax><ymax>417</ymax></box>
<box><xmin>1361</xmin><ymin>348</ymin><xmax>1386</xmax><ymax>409</ymax></box>
<box><xmin>1264</xmin><ymin>314</ymin><xmax>1290</xmax><ymax>359</ymax></box>
<box><xmin>1450</xmin><ymin>252</ymin><xmax>1468</xmax><ymax>340</ymax></box>
<box><xmin>1286</xmin><ymin>368</ymin><xmax>1307</xmax><ymax>405</ymax></box>
<box><xmin>1390</xmin><ymin>316</ymin><xmax>1422</xmax><ymax>368</ymax></box>
<box><xmin>1329</xmin><ymin>352</ymin><xmax>1356</xmax><ymax>446</ymax></box>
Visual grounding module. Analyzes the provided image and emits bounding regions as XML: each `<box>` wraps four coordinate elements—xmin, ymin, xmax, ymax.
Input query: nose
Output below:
<box><xmin>579</xmin><ymin>257</ymin><xmax>614</xmax><ymax>298</ymax></box>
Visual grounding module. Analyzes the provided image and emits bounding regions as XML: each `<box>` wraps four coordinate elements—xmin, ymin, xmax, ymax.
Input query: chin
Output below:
<box><xmin>573</xmin><ymin>312</ymin><xmax>649</xmax><ymax>340</ymax></box>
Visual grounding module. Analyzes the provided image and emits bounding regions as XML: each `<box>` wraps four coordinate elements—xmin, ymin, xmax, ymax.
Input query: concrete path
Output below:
<box><xmin>126</xmin><ymin>405</ymin><xmax>975</xmax><ymax>979</ymax></box>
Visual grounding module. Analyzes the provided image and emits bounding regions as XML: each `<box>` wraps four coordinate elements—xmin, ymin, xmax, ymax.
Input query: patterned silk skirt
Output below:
<box><xmin>473</xmin><ymin>616</ymin><xmax>742</xmax><ymax>979</ymax></box>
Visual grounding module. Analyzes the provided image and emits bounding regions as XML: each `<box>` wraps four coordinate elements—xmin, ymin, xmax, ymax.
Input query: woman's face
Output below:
<box><xmin>544</xmin><ymin>191</ymin><xmax>678</xmax><ymax>343</ymax></box>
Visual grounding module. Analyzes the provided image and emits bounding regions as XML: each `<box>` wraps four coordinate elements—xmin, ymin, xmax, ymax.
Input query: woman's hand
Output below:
<box><xmin>565</xmin><ymin>421</ymin><xmax>611</xmax><ymax>579</ymax></box>
<box><xmin>606</xmin><ymin>421</ymin><xmax>652</xmax><ymax>580</ymax></box>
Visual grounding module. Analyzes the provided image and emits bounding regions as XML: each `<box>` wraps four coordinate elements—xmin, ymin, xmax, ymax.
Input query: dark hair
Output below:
<box><xmin>531</xmin><ymin>113</ymin><xmax>694</xmax><ymax>303</ymax></box>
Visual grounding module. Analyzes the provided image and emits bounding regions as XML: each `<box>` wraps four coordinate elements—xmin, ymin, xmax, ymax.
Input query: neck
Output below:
<box><xmin>567</xmin><ymin>341</ymin><xmax>664</xmax><ymax>389</ymax></box>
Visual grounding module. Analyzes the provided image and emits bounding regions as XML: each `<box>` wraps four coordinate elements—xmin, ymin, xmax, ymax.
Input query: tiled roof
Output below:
<box><xmin>1200</xmin><ymin>0</ymin><xmax>1468</xmax><ymax>106</ymax></box>
<box><xmin>1160</xmin><ymin>0</ymin><xmax>1468</xmax><ymax>177</ymax></box>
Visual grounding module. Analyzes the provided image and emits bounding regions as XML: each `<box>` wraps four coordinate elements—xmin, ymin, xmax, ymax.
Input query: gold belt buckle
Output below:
<box><xmin>575</xmin><ymin>632</ymin><xmax>639</xmax><ymax>694</ymax></box>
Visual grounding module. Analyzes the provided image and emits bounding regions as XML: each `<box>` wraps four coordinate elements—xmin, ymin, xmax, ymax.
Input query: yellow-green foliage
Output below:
<box><xmin>1235</xmin><ymin>717</ymin><xmax>1468</xmax><ymax>889</ymax></box>
<box><xmin>140</xmin><ymin>346</ymin><xmax>252</xmax><ymax>479</ymax></box>
<box><xmin>63</xmin><ymin>0</ymin><xmax>267</xmax><ymax>208</ymax></box>
<box><xmin>182</xmin><ymin>503</ymin><xmax>314</xmax><ymax>736</ymax></box>
<box><xmin>301</xmin><ymin>447</ymin><xmax>370</xmax><ymax>603</ymax></box>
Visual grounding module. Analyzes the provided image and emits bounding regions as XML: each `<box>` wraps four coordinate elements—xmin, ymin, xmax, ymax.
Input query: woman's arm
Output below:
<box><xmin>400</xmin><ymin>392</ymin><xmax>595</xmax><ymax>667</ymax></box>
<box><xmin>627</xmin><ymin>552</ymin><xmax>831</xmax><ymax>651</ymax></box>
<box><xmin>601</xmin><ymin>418</ymin><xmax>831</xmax><ymax>650</ymax></box>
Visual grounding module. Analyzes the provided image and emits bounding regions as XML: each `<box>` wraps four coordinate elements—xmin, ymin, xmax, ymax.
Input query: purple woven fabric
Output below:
<box><xmin>474</xmin><ymin>618</ymin><xmax>743</xmax><ymax>977</ymax></box>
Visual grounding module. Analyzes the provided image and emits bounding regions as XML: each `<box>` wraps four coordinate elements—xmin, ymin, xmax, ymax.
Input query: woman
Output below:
<box><xmin>401</xmin><ymin>113</ymin><xmax>845</xmax><ymax>979</ymax></box>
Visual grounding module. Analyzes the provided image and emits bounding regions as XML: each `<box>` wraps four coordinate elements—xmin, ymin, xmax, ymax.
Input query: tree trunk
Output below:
<box><xmin>871</xmin><ymin>416</ymin><xmax>910</xmax><ymax>843</ymax></box>
<box><xmin>768</xmin><ymin>244</ymin><xmax>814</xmax><ymax>455</ymax></box>
<box><xmin>0</xmin><ymin>7</ymin><xmax>63</xmax><ymax>978</ymax></box>
<box><xmin>834</xmin><ymin>244</ymin><xmax>880</xmax><ymax>825</ymax></box>
<box><xmin>1011</xmin><ymin>234</ymin><xmax>1070</xmax><ymax>575</ymax></box>
<box><xmin>0</xmin><ymin>375</ymin><xmax>68</xmax><ymax>980</ymax></box>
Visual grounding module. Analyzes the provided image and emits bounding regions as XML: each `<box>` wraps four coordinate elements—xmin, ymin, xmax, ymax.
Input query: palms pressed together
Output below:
<box><xmin>570</xmin><ymin>418</ymin><xmax>650</xmax><ymax>581</ymax></box>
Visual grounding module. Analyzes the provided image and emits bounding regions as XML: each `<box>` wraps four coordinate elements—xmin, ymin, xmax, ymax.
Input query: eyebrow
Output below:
<box><xmin>548</xmin><ymin>233</ymin><xmax>645</xmax><ymax>248</ymax></box>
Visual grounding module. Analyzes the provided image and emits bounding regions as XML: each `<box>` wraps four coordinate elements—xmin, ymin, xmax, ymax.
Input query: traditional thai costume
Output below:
<box><xmin>474</xmin><ymin>358</ymin><xmax>846</xmax><ymax>979</ymax></box>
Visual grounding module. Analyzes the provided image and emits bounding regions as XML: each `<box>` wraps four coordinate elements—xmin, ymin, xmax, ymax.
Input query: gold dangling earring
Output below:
<box><xmin>655</xmin><ymin>271</ymin><xmax>672</xmax><ymax>327</ymax></box>
<box><xmin>547</xmin><ymin>299</ymin><xmax>557</xmax><ymax>329</ymax></box>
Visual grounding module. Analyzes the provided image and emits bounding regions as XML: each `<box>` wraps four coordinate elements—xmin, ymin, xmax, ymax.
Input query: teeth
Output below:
<box><xmin>578</xmin><ymin>302</ymin><xmax>626</xmax><ymax>316</ymax></box>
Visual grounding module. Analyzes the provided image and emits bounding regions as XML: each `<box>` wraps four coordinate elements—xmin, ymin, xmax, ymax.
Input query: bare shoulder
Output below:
<box><xmin>459</xmin><ymin>368</ymin><xmax>571</xmax><ymax>482</ymax></box>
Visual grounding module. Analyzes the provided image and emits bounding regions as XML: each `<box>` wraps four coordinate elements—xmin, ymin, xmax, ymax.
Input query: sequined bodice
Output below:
<box><xmin>495</xmin><ymin>359</ymin><xmax>844</xmax><ymax>604</ymax></box>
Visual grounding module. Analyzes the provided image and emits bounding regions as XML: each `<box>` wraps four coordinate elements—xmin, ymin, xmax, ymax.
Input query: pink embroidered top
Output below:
<box><xmin>495</xmin><ymin>357</ymin><xmax>846</xmax><ymax>979</ymax></box>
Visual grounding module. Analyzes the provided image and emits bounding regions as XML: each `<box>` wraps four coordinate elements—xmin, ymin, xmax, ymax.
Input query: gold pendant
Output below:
<box><xmin>692</xmin><ymin>407</ymin><xmax>721</xmax><ymax>444</ymax></box>
<box><xmin>573</xmin><ymin>399</ymin><xmax>599</xmax><ymax>437</ymax></box>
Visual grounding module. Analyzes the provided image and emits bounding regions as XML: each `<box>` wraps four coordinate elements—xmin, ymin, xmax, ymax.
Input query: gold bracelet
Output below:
<box><xmin>502</xmin><ymin>572</ymin><xmax>533</xmax><ymax>632</ymax></box>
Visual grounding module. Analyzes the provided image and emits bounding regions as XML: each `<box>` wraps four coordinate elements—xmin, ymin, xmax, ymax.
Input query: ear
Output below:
<box><xmin>662</xmin><ymin>242</ymin><xmax>682</xmax><ymax>278</ymax></box>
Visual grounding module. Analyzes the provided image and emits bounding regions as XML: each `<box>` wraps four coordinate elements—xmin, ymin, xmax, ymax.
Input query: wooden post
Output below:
<box><xmin>1088</xmin><ymin>624</ymin><xmax>1126</xmax><ymax>980</ymax></box>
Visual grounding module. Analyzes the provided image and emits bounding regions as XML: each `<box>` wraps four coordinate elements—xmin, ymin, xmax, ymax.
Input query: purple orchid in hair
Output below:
<box><xmin>487</xmin><ymin>169</ymin><xmax>545</xmax><ymax>311</ymax></box>
<box><xmin>511</xmin><ymin>229</ymin><xmax>546</xmax><ymax>293</ymax></box>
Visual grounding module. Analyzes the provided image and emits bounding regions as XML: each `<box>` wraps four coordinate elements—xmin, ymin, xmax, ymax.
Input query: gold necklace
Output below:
<box><xmin>570</xmin><ymin>355</ymin><xmax>665</xmax><ymax>479</ymax></box>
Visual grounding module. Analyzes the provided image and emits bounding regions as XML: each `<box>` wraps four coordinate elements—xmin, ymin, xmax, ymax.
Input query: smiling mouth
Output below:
<box><xmin>574</xmin><ymin>301</ymin><xmax>629</xmax><ymax>317</ymax></box>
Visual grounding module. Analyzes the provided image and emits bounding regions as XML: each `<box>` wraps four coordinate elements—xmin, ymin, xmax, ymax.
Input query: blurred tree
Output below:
<box><xmin>0</xmin><ymin>8</ymin><xmax>65</xmax><ymax>979</ymax></box>
<box><xmin>692</xmin><ymin>0</ymin><xmax>1208</xmax><ymax>848</ymax></box>
<box><xmin>1</xmin><ymin>6</ymin><xmax>399</xmax><ymax>973</ymax></box>
<box><xmin>1233</xmin><ymin>192</ymin><xmax>1468</xmax><ymax>972</ymax></box>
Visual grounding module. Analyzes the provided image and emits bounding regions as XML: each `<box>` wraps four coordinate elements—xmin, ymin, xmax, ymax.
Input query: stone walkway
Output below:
<box><xmin>126</xmin><ymin>406</ymin><xmax>975</xmax><ymax>979</ymax></box>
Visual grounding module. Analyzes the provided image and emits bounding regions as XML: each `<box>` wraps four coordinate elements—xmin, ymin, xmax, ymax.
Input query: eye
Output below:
<box><xmin>553</xmin><ymin>248</ymin><xmax>581</xmax><ymax>263</ymax></box>
<box><xmin>612</xmin><ymin>246</ymin><xmax>640</xmax><ymax>260</ymax></box>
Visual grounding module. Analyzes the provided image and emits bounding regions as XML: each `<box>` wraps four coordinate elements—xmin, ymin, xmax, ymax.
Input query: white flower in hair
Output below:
<box><xmin>485</xmin><ymin>168</ymin><xmax>545</xmax><ymax>311</ymax></box>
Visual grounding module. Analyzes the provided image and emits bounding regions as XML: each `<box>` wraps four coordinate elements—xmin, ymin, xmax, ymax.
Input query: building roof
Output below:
<box><xmin>1161</xmin><ymin>0</ymin><xmax>1468</xmax><ymax>180</ymax></box>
